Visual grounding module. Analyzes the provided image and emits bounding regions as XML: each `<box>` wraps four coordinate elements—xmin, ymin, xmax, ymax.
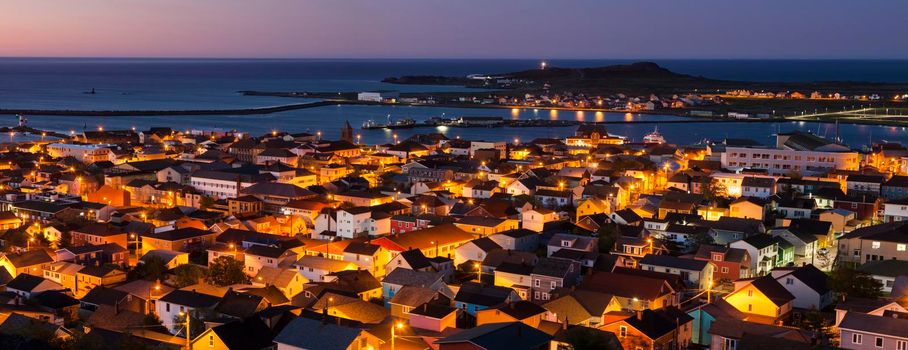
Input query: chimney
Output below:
<box><xmin>636</xmin><ymin>310</ymin><xmax>643</xmax><ymax>321</ymax></box>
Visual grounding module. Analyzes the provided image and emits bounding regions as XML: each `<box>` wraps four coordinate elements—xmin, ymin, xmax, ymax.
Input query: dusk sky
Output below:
<box><xmin>3</xmin><ymin>0</ymin><xmax>907</xmax><ymax>59</ymax></box>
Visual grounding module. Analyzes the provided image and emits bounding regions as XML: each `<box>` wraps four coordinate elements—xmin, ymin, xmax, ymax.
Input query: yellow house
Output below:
<box><xmin>454</xmin><ymin>217</ymin><xmax>519</xmax><ymax>237</ymax></box>
<box><xmin>696</xmin><ymin>205</ymin><xmax>727</xmax><ymax>221</ymax></box>
<box><xmin>729</xmin><ymin>198</ymin><xmax>765</xmax><ymax>221</ymax></box>
<box><xmin>76</xmin><ymin>266</ymin><xmax>128</xmax><ymax>297</ymax></box>
<box><xmin>0</xmin><ymin>211</ymin><xmax>22</xmax><ymax>230</ymax></box>
<box><xmin>252</xmin><ymin>266</ymin><xmax>308</xmax><ymax>299</ymax></box>
<box><xmin>0</xmin><ymin>250</ymin><xmax>54</xmax><ymax>278</ymax></box>
<box><xmin>43</xmin><ymin>261</ymin><xmax>84</xmax><ymax>292</ymax></box>
<box><xmin>476</xmin><ymin>301</ymin><xmax>547</xmax><ymax>328</ymax></box>
<box><xmin>576</xmin><ymin>197</ymin><xmax>611</xmax><ymax>221</ymax></box>
<box><xmin>191</xmin><ymin>317</ymin><xmax>275</xmax><ymax>350</ymax></box>
<box><xmin>724</xmin><ymin>276</ymin><xmax>794</xmax><ymax>323</ymax></box>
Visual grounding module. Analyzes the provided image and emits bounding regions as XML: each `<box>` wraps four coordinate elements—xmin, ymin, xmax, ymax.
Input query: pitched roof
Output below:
<box><xmin>214</xmin><ymin>290</ymin><xmax>264</xmax><ymax>319</ymax></box>
<box><xmin>158</xmin><ymin>289</ymin><xmax>221</xmax><ymax>308</ymax></box>
<box><xmin>580</xmin><ymin>271</ymin><xmax>673</xmax><ymax>300</ymax></box>
<box><xmin>454</xmin><ymin>282</ymin><xmax>515</xmax><ymax>307</ymax></box>
<box><xmin>241</xmin><ymin>182</ymin><xmax>315</xmax><ymax>198</ymax></box>
<box><xmin>209</xmin><ymin>317</ymin><xmax>275</xmax><ymax>350</ymax></box>
<box><xmin>435</xmin><ymin>322</ymin><xmax>551</xmax><ymax>349</ymax></box>
<box><xmin>145</xmin><ymin>227</ymin><xmax>214</xmax><ymax>241</ymax></box>
<box><xmin>273</xmin><ymin>316</ymin><xmax>362</xmax><ymax>350</ymax></box>
<box><xmin>748</xmin><ymin>276</ymin><xmax>795</xmax><ymax>306</ymax></box>
<box><xmin>489</xmin><ymin>300</ymin><xmax>548</xmax><ymax>320</ymax></box>
<box><xmin>640</xmin><ymin>254</ymin><xmax>710</xmax><ymax>271</ymax></box>
<box><xmin>6</xmin><ymin>274</ymin><xmax>48</xmax><ymax>292</ymax></box>
<box><xmin>624</xmin><ymin>307</ymin><xmax>693</xmax><ymax>340</ymax></box>
<box><xmin>4</xmin><ymin>249</ymin><xmax>54</xmax><ymax>267</ymax></box>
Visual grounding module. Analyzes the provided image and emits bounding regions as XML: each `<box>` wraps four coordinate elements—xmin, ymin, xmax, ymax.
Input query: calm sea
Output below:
<box><xmin>1</xmin><ymin>58</ymin><xmax>907</xmax><ymax>145</ymax></box>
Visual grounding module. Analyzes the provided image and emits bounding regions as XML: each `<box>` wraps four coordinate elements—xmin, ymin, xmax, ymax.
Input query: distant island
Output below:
<box><xmin>382</xmin><ymin>61</ymin><xmax>908</xmax><ymax>96</ymax></box>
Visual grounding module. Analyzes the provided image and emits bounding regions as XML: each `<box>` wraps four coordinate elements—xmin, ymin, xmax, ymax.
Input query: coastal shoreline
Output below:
<box><xmin>4</xmin><ymin>97</ymin><xmax>908</xmax><ymax>128</ymax></box>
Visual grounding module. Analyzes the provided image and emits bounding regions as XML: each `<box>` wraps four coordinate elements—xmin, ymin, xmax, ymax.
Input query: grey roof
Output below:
<box><xmin>274</xmin><ymin>316</ymin><xmax>362</xmax><ymax>350</ymax></box>
<box><xmin>859</xmin><ymin>259</ymin><xmax>908</xmax><ymax>278</ymax></box>
<box><xmin>6</xmin><ymin>274</ymin><xmax>46</xmax><ymax>292</ymax></box>
<box><xmin>839</xmin><ymin>312</ymin><xmax>908</xmax><ymax>338</ymax></box>
<box><xmin>531</xmin><ymin>258</ymin><xmax>577</xmax><ymax>278</ymax></box>
<box><xmin>382</xmin><ymin>268</ymin><xmax>443</xmax><ymax>288</ymax></box>
<box><xmin>241</xmin><ymin>182</ymin><xmax>315</xmax><ymax>198</ymax></box>
<box><xmin>158</xmin><ymin>289</ymin><xmax>221</xmax><ymax>308</ymax></box>
<box><xmin>435</xmin><ymin>322</ymin><xmax>552</xmax><ymax>349</ymax></box>
<box><xmin>470</xmin><ymin>237</ymin><xmax>502</xmax><ymax>252</ymax></box>
<box><xmin>640</xmin><ymin>254</ymin><xmax>710</xmax><ymax>271</ymax></box>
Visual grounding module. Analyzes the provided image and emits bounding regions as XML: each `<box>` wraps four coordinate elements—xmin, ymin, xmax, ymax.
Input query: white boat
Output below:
<box><xmin>643</xmin><ymin>126</ymin><xmax>665</xmax><ymax>144</ymax></box>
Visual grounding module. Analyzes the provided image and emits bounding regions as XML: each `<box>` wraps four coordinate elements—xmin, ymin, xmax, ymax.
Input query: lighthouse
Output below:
<box><xmin>17</xmin><ymin>114</ymin><xmax>27</xmax><ymax>128</ymax></box>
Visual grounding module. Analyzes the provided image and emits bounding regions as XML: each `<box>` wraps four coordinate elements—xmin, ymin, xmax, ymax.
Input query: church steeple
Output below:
<box><xmin>340</xmin><ymin>121</ymin><xmax>354</xmax><ymax>142</ymax></box>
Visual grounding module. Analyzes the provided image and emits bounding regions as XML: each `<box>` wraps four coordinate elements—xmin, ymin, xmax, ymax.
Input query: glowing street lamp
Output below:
<box><xmin>391</xmin><ymin>322</ymin><xmax>405</xmax><ymax>350</ymax></box>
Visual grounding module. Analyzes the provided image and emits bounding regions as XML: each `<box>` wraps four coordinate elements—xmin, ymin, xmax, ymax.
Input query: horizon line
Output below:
<box><xmin>2</xmin><ymin>56</ymin><xmax>908</xmax><ymax>61</ymax></box>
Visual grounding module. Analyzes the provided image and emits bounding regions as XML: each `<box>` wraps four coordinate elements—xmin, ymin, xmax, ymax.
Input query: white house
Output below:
<box><xmin>521</xmin><ymin>208</ymin><xmax>559</xmax><ymax>232</ymax></box>
<box><xmin>639</xmin><ymin>254</ymin><xmax>714</xmax><ymax>290</ymax></box>
<box><xmin>155</xmin><ymin>290</ymin><xmax>221</xmax><ymax>334</ymax></box>
<box><xmin>294</xmin><ymin>255</ymin><xmax>357</xmax><ymax>282</ymax></box>
<box><xmin>883</xmin><ymin>201</ymin><xmax>908</xmax><ymax>222</ymax></box>
<box><xmin>454</xmin><ymin>237</ymin><xmax>502</xmax><ymax>266</ymax></box>
<box><xmin>729</xmin><ymin>234</ymin><xmax>780</xmax><ymax>275</ymax></box>
<box><xmin>336</xmin><ymin>207</ymin><xmax>373</xmax><ymax>238</ymax></box>
<box><xmin>770</xmin><ymin>264</ymin><xmax>833</xmax><ymax>310</ymax></box>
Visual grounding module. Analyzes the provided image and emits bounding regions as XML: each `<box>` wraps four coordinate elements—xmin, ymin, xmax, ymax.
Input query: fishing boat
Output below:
<box><xmin>362</xmin><ymin>115</ymin><xmax>416</xmax><ymax>130</ymax></box>
<box><xmin>642</xmin><ymin>126</ymin><xmax>665</xmax><ymax>144</ymax></box>
<box><xmin>386</xmin><ymin>118</ymin><xmax>416</xmax><ymax>129</ymax></box>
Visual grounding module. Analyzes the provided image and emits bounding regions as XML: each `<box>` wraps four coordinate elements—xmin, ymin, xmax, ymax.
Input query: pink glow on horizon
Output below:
<box><xmin>1</xmin><ymin>0</ymin><xmax>906</xmax><ymax>59</ymax></box>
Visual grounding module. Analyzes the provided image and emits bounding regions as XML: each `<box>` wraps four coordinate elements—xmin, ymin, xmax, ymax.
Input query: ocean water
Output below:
<box><xmin>2</xmin><ymin>58</ymin><xmax>907</xmax><ymax>146</ymax></box>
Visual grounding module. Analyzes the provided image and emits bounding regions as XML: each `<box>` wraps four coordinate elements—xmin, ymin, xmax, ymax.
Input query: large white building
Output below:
<box><xmin>189</xmin><ymin>170</ymin><xmax>274</xmax><ymax>199</ymax></box>
<box><xmin>46</xmin><ymin>143</ymin><xmax>113</xmax><ymax>164</ymax></box>
<box><xmin>721</xmin><ymin>132</ymin><xmax>859</xmax><ymax>175</ymax></box>
<box><xmin>357</xmin><ymin>90</ymin><xmax>399</xmax><ymax>102</ymax></box>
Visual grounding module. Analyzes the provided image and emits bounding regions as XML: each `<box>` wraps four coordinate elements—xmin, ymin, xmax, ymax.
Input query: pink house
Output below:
<box><xmin>407</xmin><ymin>303</ymin><xmax>457</xmax><ymax>332</ymax></box>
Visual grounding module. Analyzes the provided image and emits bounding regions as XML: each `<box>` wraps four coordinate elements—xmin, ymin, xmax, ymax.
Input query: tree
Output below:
<box><xmin>829</xmin><ymin>265</ymin><xmax>883</xmax><ymax>299</ymax></box>
<box><xmin>64</xmin><ymin>331</ymin><xmax>108</xmax><ymax>350</ymax></box>
<box><xmin>199</xmin><ymin>196</ymin><xmax>215</xmax><ymax>210</ymax></box>
<box><xmin>174</xmin><ymin>264</ymin><xmax>205</xmax><ymax>288</ymax></box>
<box><xmin>691</xmin><ymin>230</ymin><xmax>715</xmax><ymax>246</ymax></box>
<box><xmin>700</xmin><ymin>178</ymin><xmax>727</xmax><ymax>201</ymax></box>
<box><xmin>206</xmin><ymin>256</ymin><xmax>248</xmax><ymax>286</ymax></box>
<box><xmin>172</xmin><ymin>311</ymin><xmax>207</xmax><ymax>340</ymax></box>
<box><xmin>799</xmin><ymin>307</ymin><xmax>832</xmax><ymax>340</ymax></box>
<box><xmin>597</xmin><ymin>224</ymin><xmax>618</xmax><ymax>253</ymax></box>
<box><xmin>564</xmin><ymin>326</ymin><xmax>621</xmax><ymax>350</ymax></box>
<box><xmin>129</xmin><ymin>255</ymin><xmax>167</xmax><ymax>282</ymax></box>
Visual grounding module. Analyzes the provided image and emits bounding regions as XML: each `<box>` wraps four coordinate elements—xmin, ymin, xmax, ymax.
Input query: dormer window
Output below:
<box><xmin>561</xmin><ymin>240</ymin><xmax>571</xmax><ymax>247</ymax></box>
<box><xmin>712</xmin><ymin>253</ymin><xmax>723</xmax><ymax>261</ymax></box>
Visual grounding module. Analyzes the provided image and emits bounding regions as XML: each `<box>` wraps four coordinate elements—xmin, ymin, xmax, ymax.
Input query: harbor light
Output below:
<box><xmin>540</xmin><ymin>61</ymin><xmax>547</xmax><ymax>70</ymax></box>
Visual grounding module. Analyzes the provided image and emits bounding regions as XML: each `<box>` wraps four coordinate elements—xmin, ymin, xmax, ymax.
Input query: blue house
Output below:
<box><xmin>883</xmin><ymin>175</ymin><xmax>908</xmax><ymax>201</ymax></box>
<box><xmin>380</xmin><ymin>268</ymin><xmax>445</xmax><ymax>306</ymax></box>
<box><xmin>688</xmin><ymin>299</ymin><xmax>746</xmax><ymax>345</ymax></box>
<box><xmin>453</xmin><ymin>282</ymin><xmax>519</xmax><ymax>315</ymax></box>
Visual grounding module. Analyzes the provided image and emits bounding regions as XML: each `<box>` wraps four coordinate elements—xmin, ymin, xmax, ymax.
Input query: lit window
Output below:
<box><xmin>872</xmin><ymin>241</ymin><xmax>881</xmax><ymax>249</ymax></box>
<box><xmin>899</xmin><ymin>244</ymin><xmax>907</xmax><ymax>252</ymax></box>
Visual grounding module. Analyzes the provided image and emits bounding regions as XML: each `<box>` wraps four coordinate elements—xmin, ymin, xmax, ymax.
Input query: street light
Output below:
<box><xmin>391</xmin><ymin>322</ymin><xmax>405</xmax><ymax>350</ymax></box>
<box><xmin>707</xmin><ymin>280</ymin><xmax>714</xmax><ymax>303</ymax></box>
<box><xmin>178</xmin><ymin>311</ymin><xmax>190</xmax><ymax>347</ymax></box>
<box><xmin>474</xmin><ymin>262</ymin><xmax>482</xmax><ymax>283</ymax></box>
<box><xmin>130</xmin><ymin>234</ymin><xmax>139</xmax><ymax>265</ymax></box>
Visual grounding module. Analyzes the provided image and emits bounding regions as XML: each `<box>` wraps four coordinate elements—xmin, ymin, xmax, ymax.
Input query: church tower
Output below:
<box><xmin>340</xmin><ymin>121</ymin><xmax>354</xmax><ymax>143</ymax></box>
